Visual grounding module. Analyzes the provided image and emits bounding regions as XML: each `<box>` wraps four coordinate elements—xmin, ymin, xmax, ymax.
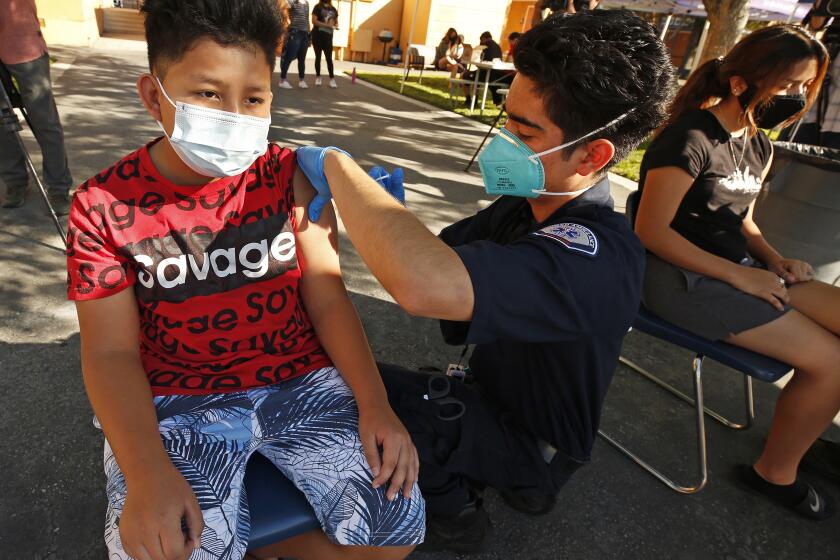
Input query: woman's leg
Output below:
<box><xmin>312</xmin><ymin>37</ymin><xmax>323</xmax><ymax>77</ymax></box>
<box><xmin>727</xmin><ymin>309</ymin><xmax>840</xmax><ymax>484</ymax></box>
<box><xmin>788</xmin><ymin>280</ymin><xmax>840</xmax><ymax>336</ymax></box>
<box><xmin>297</xmin><ymin>34</ymin><xmax>309</xmax><ymax>80</ymax></box>
<box><xmin>279</xmin><ymin>32</ymin><xmax>301</xmax><ymax>80</ymax></box>
<box><xmin>324</xmin><ymin>35</ymin><xmax>335</xmax><ymax>78</ymax></box>
<box><xmin>250</xmin><ymin>529</ymin><xmax>413</xmax><ymax>560</ymax></box>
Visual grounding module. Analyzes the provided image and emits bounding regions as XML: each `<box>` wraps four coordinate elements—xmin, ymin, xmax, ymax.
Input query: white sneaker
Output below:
<box><xmin>298</xmin><ymin>80</ymin><xmax>308</xmax><ymax>89</ymax></box>
<box><xmin>278</xmin><ymin>79</ymin><xmax>292</xmax><ymax>89</ymax></box>
<box><xmin>315</xmin><ymin>77</ymin><xmax>322</xmax><ymax>86</ymax></box>
<box><xmin>329</xmin><ymin>78</ymin><xmax>338</xmax><ymax>89</ymax></box>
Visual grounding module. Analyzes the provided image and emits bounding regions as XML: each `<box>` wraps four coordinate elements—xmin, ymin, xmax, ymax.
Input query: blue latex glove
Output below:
<box><xmin>367</xmin><ymin>166</ymin><xmax>406</xmax><ymax>205</ymax></box>
<box><xmin>296</xmin><ymin>146</ymin><xmax>352</xmax><ymax>222</ymax></box>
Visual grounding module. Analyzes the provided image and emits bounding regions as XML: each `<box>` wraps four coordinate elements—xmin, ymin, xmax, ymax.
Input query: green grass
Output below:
<box><xmin>355</xmin><ymin>72</ymin><xmax>646</xmax><ymax>182</ymax></box>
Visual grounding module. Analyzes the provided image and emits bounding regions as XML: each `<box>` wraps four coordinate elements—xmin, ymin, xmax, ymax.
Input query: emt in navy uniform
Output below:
<box><xmin>296</xmin><ymin>11</ymin><xmax>675</xmax><ymax>553</ymax></box>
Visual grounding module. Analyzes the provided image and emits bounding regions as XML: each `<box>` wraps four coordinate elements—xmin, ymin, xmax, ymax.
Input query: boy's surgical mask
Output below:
<box><xmin>478</xmin><ymin>110</ymin><xmax>633</xmax><ymax>198</ymax></box>
<box><xmin>155</xmin><ymin>77</ymin><xmax>271</xmax><ymax>178</ymax></box>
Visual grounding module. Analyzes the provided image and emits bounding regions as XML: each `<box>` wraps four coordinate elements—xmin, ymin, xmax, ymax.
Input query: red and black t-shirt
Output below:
<box><xmin>66</xmin><ymin>139</ymin><xmax>332</xmax><ymax>395</ymax></box>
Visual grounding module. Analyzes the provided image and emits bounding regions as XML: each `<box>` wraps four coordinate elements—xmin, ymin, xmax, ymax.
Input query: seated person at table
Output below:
<box><xmin>460</xmin><ymin>31</ymin><xmax>510</xmax><ymax>107</ymax></box>
<box><xmin>636</xmin><ymin>24</ymin><xmax>839</xmax><ymax>520</ymax></box>
<box><xmin>66</xmin><ymin>1</ymin><xmax>424</xmax><ymax>558</ymax></box>
<box><xmin>437</xmin><ymin>33</ymin><xmax>464</xmax><ymax>77</ymax></box>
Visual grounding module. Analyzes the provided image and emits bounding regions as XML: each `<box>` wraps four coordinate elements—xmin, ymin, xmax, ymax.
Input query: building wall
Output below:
<box><xmin>425</xmin><ymin>0</ymin><xmax>511</xmax><ymax>50</ymax></box>
<box><xmin>35</xmin><ymin>0</ymin><xmax>103</xmax><ymax>46</ymax></box>
<box><xmin>348</xmin><ymin>0</ymin><xmax>405</xmax><ymax>61</ymax></box>
<box><xmin>399</xmin><ymin>0</ymin><xmax>432</xmax><ymax>53</ymax></box>
<box><xmin>500</xmin><ymin>0</ymin><xmax>536</xmax><ymax>53</ymax></box>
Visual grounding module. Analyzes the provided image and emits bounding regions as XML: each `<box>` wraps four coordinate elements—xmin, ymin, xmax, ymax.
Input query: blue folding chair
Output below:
<box><xmin>245</xmin><ymin>453</ymin><xmax>320</xmax><ymax>549</ymax></box>
<box><xmin>598</xmin><ymin>190</ymin><xmax>792</xmax><ymax>494</ymax></box>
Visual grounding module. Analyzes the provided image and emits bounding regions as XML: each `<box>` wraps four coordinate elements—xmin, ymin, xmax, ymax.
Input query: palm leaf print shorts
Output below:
<box><xmin>101</xmin><ymin>367</ymin><xmax>426</xmax><ymax>559</ymax></box>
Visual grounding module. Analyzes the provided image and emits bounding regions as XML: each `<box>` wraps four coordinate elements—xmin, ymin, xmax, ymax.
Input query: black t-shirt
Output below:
<box><xmin>312</xmin><ymin>3</ymin><xmax>338</xmax><ymax>34</ymax></box>
<box><xmin>638</xmin><ymin>109</ymin><xmax>772</xmax><ymax>263</ymax></box>
<box><xmin>438</xmin><ymin>179</ymin><xmax>645</xmax><ymax>461</ymax></box>
<box><xmin>481</xmin><ymin>40</ymin><xmax>503</xmax><ymax>61</ymax></box>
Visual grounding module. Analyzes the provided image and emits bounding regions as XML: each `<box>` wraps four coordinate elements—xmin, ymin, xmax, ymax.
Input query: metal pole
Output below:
<box><xmin>659</xmin><ymin>14</ymin><xmax>673</xmax><ymax>41</ymax></box>
<box><xmin>400</xmin><ymin>0</ymin><xmax>421</xmax><ymax>94</ymax></box>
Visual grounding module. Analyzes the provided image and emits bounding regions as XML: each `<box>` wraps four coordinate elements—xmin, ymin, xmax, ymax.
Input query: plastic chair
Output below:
<box><xmin>598</xmin><ymin>190</ymin><xmax>792</xmax><ymax>494</ymax></box>
<box><xmin>245</xmin><ymin>453</ymin><xmax>320</xmax><ymax>549</ymax></box>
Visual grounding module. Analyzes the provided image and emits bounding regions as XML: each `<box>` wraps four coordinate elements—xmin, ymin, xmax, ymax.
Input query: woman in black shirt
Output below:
<box><xmin>637</xmin><ymin>25</ymin><xmax>839</xmax><ymax>519</ymax></box>
<box><xmin>311</xmin><ymin>0</ymin><xmax>338</xmax><ymax>87</ymax></box>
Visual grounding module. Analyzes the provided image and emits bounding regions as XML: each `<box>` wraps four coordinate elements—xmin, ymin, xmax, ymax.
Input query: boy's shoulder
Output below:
<box><xmin>71</xmin><ymin>141</ymin><xmax>158</xmax><ymax>211</ymax></box>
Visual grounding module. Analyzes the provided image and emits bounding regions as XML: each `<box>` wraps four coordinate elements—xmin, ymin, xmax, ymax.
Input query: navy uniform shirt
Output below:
<box><xmin>439</xmin><ymin>178</ymin><xmax>644</xmax><ymax>462</ymax></box>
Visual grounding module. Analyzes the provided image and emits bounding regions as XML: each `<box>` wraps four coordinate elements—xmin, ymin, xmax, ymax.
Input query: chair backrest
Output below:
<box><xmin>625</xmin><ymin>189</ymin><xmax>641</xmax><ymax>229</ymax></box>
<box><xmin>406</xmin><ymin>46</ymin><xmax>424</xmax><ymax>68</ymax></box>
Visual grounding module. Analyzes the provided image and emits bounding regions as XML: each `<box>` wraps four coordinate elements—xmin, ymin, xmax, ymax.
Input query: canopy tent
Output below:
<box><xmin>600</xmin><ymin>0</ymin><xmax>815</xmax><ymax>21</ymax></box>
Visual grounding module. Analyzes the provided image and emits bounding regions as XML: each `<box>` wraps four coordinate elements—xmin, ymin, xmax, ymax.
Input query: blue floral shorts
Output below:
<box><xmin>101</xmin><ymin>367</ymin><xmax>425</xmax><ymax>559</ymax></box>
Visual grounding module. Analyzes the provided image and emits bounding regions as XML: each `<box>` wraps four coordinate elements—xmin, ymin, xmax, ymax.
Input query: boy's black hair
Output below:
<box><xmin>480</xmin><ymin>31</ymin><xmax>493</xmax><ymax>40</ymax></box>
<box><xmin>514</xmin><ymin>10</ymin><xmax>675</xmax><ymax>169</ymax></box>
<box><xmin>141</xmin><ymin>0</ymin><xmax>285</xmax><ymax>75</ymax></box>
<box><xmin>508</xmin><ymin>31</ymin><xmax>522</xmax><ymax>41</ymax></box>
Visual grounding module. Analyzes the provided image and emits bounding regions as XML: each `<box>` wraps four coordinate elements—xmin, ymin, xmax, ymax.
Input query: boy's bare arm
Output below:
<box><xmin>292</xmin><ymin>168</ymin><xmax>419</xmax><ymax>500</ymax></box>
<box><xmin>76</xmin><ymin>291</ymin><xmax>203</xmax><ymax>558</ymax></box>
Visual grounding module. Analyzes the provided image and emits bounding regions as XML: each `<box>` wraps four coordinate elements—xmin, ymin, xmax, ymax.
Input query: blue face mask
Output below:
<box><xmin>477</xmin><ymin>110</ymin><xmax>633</xmax><ymax>198</ymax></box>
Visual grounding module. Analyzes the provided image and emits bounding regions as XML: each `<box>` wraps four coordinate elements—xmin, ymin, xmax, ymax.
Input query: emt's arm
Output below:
<box><xmin>75</xmin><ymin>290</ymin><xmax>202</xmax><ymax>557</ymax></box>
<box><xmin>635</xmin><ymin>166</ymin><xmax>744</xmax><ymax>282</ymax></box>
<box><xmin>292</xmin><ymin>169</ymin><xmax>418</xmax><ymax>500</ymax></box>
<box><xmin>322</xmin><ymin>151</ymin><xmax>474</xmax><ymax>321</ymax></box>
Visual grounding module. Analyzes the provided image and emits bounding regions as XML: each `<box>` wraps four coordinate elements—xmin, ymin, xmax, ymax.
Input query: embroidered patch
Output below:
<box><xmin>533</xmin><ymin>222</ymin><xmax>598</xmax><ymax>256</ymax></box>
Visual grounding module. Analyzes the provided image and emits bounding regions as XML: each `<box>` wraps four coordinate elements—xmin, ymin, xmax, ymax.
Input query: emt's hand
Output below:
<box><xmin>358</xmin><ymin>403</ymin><xmax>419</xmax><ymax>501</ymax></box>
<box><xmin>768</xmin><ymin>257</ymin><xmax>815</xmax><ymax>284</ymax></box>
<box><xmin>296</xmin><ymin>146</ymin><xmax>351</xmax><ymax>222</ymax></box>
<box><xmin>729</xmin><ymin>266</ymin><xmax>789</xmax><ymax>311</ymax></box>
<box><xmin>120</xmin><ymin>463</ymin><xmax>203</xmax><ymax>560</ymax></box>
<box><xmin>368</xmin><ymin>165</ymin><xmax>406</xmax><ymax>205</ymax></box>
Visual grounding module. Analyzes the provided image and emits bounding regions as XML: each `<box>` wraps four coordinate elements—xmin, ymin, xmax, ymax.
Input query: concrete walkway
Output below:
<box><xmin>1</xmin><ymin>38</ymin><xmax>838</xmax><ymax>559</ymax></box>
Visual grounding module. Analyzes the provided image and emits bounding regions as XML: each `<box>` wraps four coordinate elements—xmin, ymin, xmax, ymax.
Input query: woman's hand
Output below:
<box><xmin>728</xmin><ymin>266</ymin><xmax>789</xmax><ymax>311</ymax></box>
<box><xmin>120</xmin><ymin>462</ymin><xmax>203</xmax><ymax>560</ymax></box>
<box><xmin>768</xmin><ymin>258</ymin><xmax>815</xmax><ymax>284</ymax></box>
<box><xmin>358</xmin><ymin>403</ymin><xmax>419</xmax><ymax>501</ymax></box>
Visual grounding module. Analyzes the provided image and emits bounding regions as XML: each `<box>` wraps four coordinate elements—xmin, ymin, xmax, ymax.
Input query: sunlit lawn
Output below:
<box><xmin>355</xmin><ymin>72</ymin><xmax>647</xmax><ymax>182</ymax></box>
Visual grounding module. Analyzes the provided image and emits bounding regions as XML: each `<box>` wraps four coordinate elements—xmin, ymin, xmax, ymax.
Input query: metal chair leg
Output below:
<box><xmin>599</xmin><ymin>355</ymin><xmax>709</xmax><ymax>494</ymax></box>
<box><xmin>464</xmin><ymin>105</ymin><xmax>505</xmax><ymax>172</ymax></box>
<box><xmin>617</xmin><ymin>355</ymin><xmax>754</xmax><ymax>430</ymax></box>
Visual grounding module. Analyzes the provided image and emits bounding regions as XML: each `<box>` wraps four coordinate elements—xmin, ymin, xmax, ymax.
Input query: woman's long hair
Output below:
<box><xmin>667</xmin><ymin>24</ymin><xmax>829</xmax><ymax>136</ymax></box>
<box><xmin>444</xmin><ymin>27</ymin><xmax>458</xmax><ymax>46</ymax></box>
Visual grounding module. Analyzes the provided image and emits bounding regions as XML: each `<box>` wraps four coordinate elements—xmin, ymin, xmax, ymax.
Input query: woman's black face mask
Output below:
<box><xmin>738</xmin><ymin>85</ymin><xmax>806</xmax><ymax>129</ymax></box>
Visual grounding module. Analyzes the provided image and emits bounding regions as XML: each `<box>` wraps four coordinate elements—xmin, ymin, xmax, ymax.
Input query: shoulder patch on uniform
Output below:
<box><xmin>533</xmin><ymin>222</ymin><xmax>599</xmax><ymax>257</ymax></box>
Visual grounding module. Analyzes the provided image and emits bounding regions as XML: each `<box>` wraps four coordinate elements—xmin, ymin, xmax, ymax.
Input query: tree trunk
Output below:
<box><xmin>700</xmin><ymin>0</ymin><xmax>751</xmax><ymax>65</ymax></box>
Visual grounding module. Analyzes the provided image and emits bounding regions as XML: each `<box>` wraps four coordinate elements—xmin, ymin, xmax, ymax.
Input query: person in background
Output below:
<box><xmin>506</xmin><ymin>31</ymin><xmax>522</xmax><ymax>63</ymax></box>
<box><xmin>311</xmin><ymin>0</ymin><xmax>339</xmax><ymax>88</ymax></box>
<box><xmin>0</xmin><ymin>0</ymin><xmax>73</xmax><ymax>214</ymax></box>
<box><xmin>792</xmin><ymin>0</ymin><xmax>840</xmax><ymax>148</ymax></box>
<box><xmin>278</xmin><ymin>0</ymin><xmax>311</xmax><ymax>89</ymax></box>
<box><xmin>435</xmin><ymin>28</ymin><xmax>458</xmax><ymax>68</ymax></box>
<box><xmin>437</xmin><ymin>32</ymin><xmax>465</xmax><ymax>77</ymax></box>
<box><xmin>636</xmin><ymin>25</ymin><xmax>840</xmax><ymax>520</ymax></box>
<box><xmin>460</xmin><ymin>31</ymin><xmax>506</xmax><ymax>107</ymax></box>
<box><xmin>531</xmin><ymin>0</ymin><xmax>599</xmax><ymax>28</ymax></box>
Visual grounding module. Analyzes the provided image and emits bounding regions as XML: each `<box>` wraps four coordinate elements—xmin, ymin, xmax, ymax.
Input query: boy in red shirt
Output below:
<box><xmin>66</xmin><ymin>1</ymin><xmax>423</xmax><ymax>559</ymax></box>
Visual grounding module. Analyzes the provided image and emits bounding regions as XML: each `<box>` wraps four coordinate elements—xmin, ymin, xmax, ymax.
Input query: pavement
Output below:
<box><xmin>1</xmin><ymin>38</ymin><xmax>839</xmax><ymax>560</ymax></box>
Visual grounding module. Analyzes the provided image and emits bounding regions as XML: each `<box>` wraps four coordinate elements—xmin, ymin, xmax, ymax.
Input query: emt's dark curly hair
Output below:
<box><xmin>141</xmin><ymin>0</ymin><xmax>285</xmax><ymax>75</ymax></box>
<box><xmin>514</xmin><ymin>9</ymin><xmax>676</xmax><ymax>169</ymax></box>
